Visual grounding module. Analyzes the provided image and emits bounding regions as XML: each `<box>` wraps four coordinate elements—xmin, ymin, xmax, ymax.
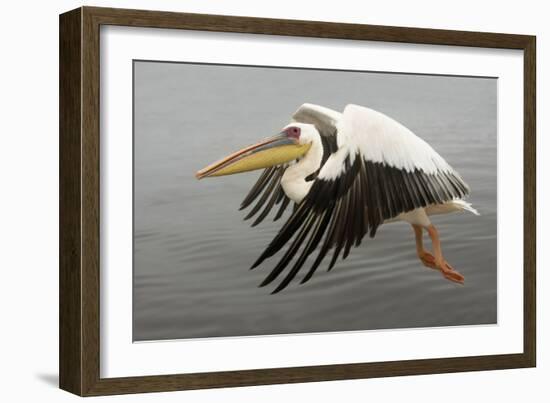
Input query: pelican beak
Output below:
<box><xmin>196</xmin><ymin>132</ymin><xmax>311</xmax><ymax>179</ymax></box>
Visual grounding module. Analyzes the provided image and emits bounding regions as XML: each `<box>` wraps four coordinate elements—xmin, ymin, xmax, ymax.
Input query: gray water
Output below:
<box><xmin>133</xmin><ymin>61</ymin><xmax>497</xmax><ymax>342</ymax></box>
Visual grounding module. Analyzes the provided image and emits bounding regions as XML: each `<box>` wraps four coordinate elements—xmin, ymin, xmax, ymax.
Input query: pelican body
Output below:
<box><xmin>196</xmin><ymin>104</ymin><xmax>478</xmax><ymax>293</ymax></box>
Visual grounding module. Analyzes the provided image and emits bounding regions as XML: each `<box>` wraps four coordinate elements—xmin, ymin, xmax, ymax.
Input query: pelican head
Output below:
<box><xmin>196</xmin><ymin>123</ymin><xmax>318</xmax><ymax>179</ymax></box>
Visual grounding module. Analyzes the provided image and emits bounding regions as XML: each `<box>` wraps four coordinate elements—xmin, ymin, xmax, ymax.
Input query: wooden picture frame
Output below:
<box><xmin>59</xmin><ymin>6</ymin><xmax>536</xmax><ymax>396</ymax></box>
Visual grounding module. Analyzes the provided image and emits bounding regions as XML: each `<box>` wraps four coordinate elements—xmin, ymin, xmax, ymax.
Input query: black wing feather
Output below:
<box><xmin>255</xmin><ymin>152</ymin><xmax>469</xmax><ymax>293</ymax></box>
<box><xmin>240</xmin><ymin>167</ymin><xmax>275</xmax><ymax>210</ymax></box>
<box><xmin>240</xmin><ymin>165</ymin><xmax>292</xmax><ymax>225</ymax></box>
<box><xmin>244</xmin><ymin>170</ymin><xmax>280</xmax><ymax>221</ymax></box>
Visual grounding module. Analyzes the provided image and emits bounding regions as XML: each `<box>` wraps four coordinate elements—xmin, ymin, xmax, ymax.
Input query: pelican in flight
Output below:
<box><xmin>196</xmin><ymin>104</ymin><xmax>478</xmax><ymax>293</ymax></box>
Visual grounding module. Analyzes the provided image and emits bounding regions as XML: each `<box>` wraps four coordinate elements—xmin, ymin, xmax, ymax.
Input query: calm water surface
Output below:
<box><xmin>133</xmin><ymin>62</ymin><xmax>497</xmax><ymax>341</ymax></box>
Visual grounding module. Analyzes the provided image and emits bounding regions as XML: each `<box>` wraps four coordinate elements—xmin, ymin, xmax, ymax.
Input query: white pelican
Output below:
<box><xmin>196</xmin><ymin>104</ymin><xmax>479</xmax><ymax>293</ymax></box>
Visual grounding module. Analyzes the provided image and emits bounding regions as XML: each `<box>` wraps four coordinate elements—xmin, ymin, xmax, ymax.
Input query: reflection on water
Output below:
<box><xmin>133</xmin><ymin>62</ymin><xmax>497</xmax><ymax>341</ymax></box>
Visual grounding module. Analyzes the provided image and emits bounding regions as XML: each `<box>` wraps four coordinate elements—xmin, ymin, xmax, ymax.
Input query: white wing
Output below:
<box><xmin>337</xmin><ymin>104</ymin><xmax>455</xmax><ymax>174</ymax></box>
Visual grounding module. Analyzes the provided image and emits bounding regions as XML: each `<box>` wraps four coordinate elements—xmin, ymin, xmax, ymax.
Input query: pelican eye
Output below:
<box><xmin>284</xmin><ymin>126</ymin><xmax>301</xmax><ymax>139</ymax></box>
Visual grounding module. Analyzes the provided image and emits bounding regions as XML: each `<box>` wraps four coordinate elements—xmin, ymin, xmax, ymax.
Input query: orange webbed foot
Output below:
<box><xmin>439</xmin><ymin>261</ymin><xmax>465</xmax><ymax>285</ymax></box>
<box><xmin>419</xmin><ymin>252</ymin><xmax>437</xmax><ymax>269</ymax></box>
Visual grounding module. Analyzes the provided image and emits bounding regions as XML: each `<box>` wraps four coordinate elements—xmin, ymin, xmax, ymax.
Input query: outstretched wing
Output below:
<box><xmin>240</xmin><ymin>104</ymin><xmax>340</xmax><ymax>226</ymax></box>
<box><xmin>253</xmin><ymin>104</ymin><xmax>470</xmax><ymax>293</ymax></box>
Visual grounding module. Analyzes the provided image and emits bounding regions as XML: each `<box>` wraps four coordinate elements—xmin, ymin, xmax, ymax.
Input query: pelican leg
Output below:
<box><xmin>426</xmin><ymin>225</ymin><xmax>465</xmax><ymax>284</ymax></box>
<box><xmin>412</xmin><ymin>224</ymin><xmax>436</xmax><ymax>269</ymax></box>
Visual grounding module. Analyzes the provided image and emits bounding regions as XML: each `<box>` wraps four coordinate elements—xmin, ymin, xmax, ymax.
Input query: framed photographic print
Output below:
<box><xmin>59</xmin><ymin>6</ymin><xmax>536</xmax><ymax>396</ymax></box>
